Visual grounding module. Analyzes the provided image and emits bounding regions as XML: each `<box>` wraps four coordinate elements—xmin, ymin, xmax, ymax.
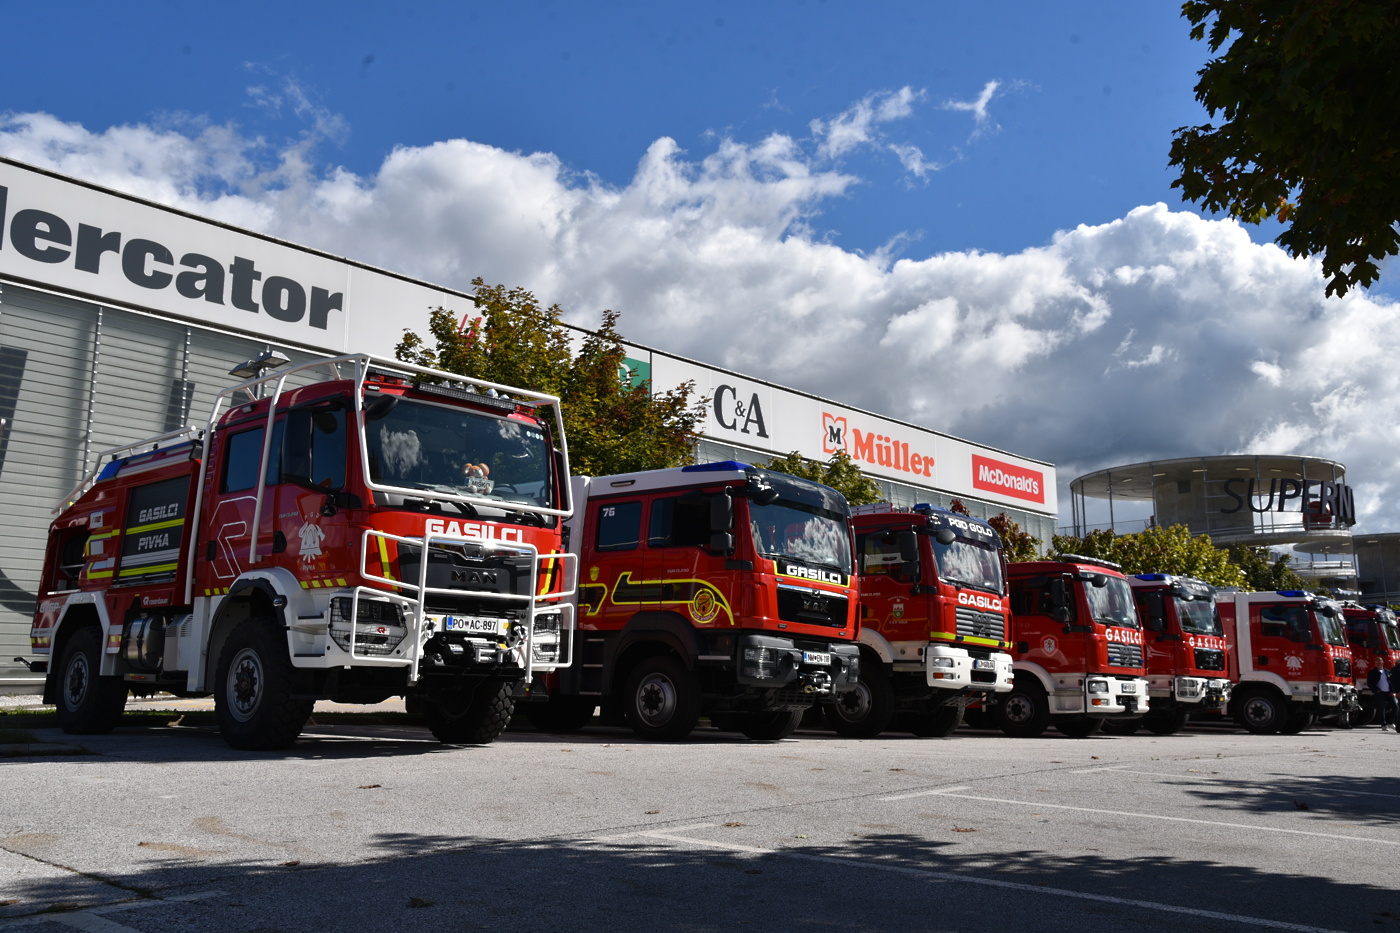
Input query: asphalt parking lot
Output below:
<box><xmin>2</xmin><ymin>700</ymin><xmax>1399</xmax><ymax>933</ymax></box>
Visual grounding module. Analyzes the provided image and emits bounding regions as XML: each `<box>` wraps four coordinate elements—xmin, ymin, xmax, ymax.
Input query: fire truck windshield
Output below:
<box><xmin>364</xmin><ymin>397</ymin><xmax>553</xmax><ymax>506</ymax></box>
<box><xmin>931</xmin><ymin>537</ymin><xmax>1004</xmax><ymax>594</ymax></box>
<box><xmin>750</xmin><ymin>500</ymin><xmax>852</xmax><ymax>574</ymax></box>
<box><xmin>1317</xmin><ymin>612</ymin><xmax>1347</xmax><ymax>647</ymax></box>
<box><xmin>1085</xmin><ymin>576</ymin><xmax>1140</xmax><ymax>628</ymax></box>
<box><xmin>1384</xmin><ymin>623</ymin><xmax>1400</xmax><ymax>651</ymax></box>
<box><xmin>1175</xmin><ymin>596</ymin><xmax>1221</xmax><ymax>636</ymax></box>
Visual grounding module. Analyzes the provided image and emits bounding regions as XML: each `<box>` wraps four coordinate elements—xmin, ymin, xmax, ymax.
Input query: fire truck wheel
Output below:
<box><xmin>522</xmin><ymin>697</ymin><xmax>597</xmax><ymax>734</ymax></box>
<box><xmin>1143</xmin><ymin>709</ymin><xmax>1191</xmax><ymax>735</ymax></box>
<box><xmin>425</xmin><ymin>681</ymin><xmax>516</xmax><ymax>744</ymax></box>
<box><xmin>995</xmin><ymin>678</ymin><xmax>1051</xmax><ymax>738</ymax></box>
<box><xmin>214</xmin><ymin>619</ymin><xmax>313</xmax><ymax>750</ymax></box>
<box><xmin>1345</xmin><ymin>703</ymin><xmax>1377</xmax><ymax>727</ymax></box>
<box><xmin>1278</xmin><ymin>710</ymin><xmax>1315</xmax><ymax>735</ymax></box>
<box><xmin>1235</xmin><ymin>688</ymin><xmax>1285</xmax><ymax>735</ymax></box>
<box><xmin>623</xmin><ymin>656</ymin><xmax>702</xmax><ymax>741</ymax></box>
<box><xmin>1100</xmin><ymin>717</ymin><xmax>1141</xmax><ymax>735</ymax></box>
<box><xmin>54</xmin><ymin>627</ymin><xmax>128</xmax><ymax>734</ymax></box>
<box><xmin>823</xmin><ymin>664</ymin><xmax>895</xmax><ymax>738</ymax></box>
<box><xmin>1055</xmin><ymin>715</ymin><xmax>1105</xmax><ymax>738</ymax></box>
<box><xmin>737</xmin><ymin>709</ymin><xmax>803</xmax><ymax>740</ymax></box>
<box><xmin>906</xmin><ymin>700</ymin><xmax>964</xmax><ymax>738</ymax></box>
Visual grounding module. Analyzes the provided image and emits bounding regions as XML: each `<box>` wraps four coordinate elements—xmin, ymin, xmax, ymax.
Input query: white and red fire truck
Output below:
<box><xmin>820</xmin><ymin>504</ymin><xmax>1014</xmax><ymax>738</ymax></box>
<box><xmin>29</xmin><ymin>351</ymin><xmax>574</xmax><ymax>749</ymax></box>
<box><xmin>1218</xmin><ymin>590</ymin><xmax>1360</xmax><ymax>734</ymax></box>
<box><xmin>524</xmin><ymin>462</ymin><xmax>861</xmax><ymax>741</ymax></box>
<box><xmin>1341</xmin><ymin>602</ymin><xmax>1400</xmax><ymax>725</ymax></box>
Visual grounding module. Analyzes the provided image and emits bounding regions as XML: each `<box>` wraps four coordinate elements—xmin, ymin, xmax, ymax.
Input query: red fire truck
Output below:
<box><xmin>1102</xmin><ymin>574</ymin><xmax>1231</xmax><ymax>735</ymax></box>
<box><xmin>820</xmin><ymin>504</ymin><xmax>1013</xmax><ymax>738</ymax></box>
<box><xmin>1218</xmin><ymin>591</ymin><xmax>1360</xmax><ymax>734</ymax></box>
<box><xmin>1340</xmin><ymin>602</ymin><xmax>1400</xmax><ymax>725</ymax></box>
<box><xmin>29</xmin><ymin>352</ymin><xmax>574</xmax><ymax>749</ymax></box>
<box><xmin>524</xmin><ymin>462</ymin><xmax>861</xmax><ymax>741</ymax></box>
<box><xmin>990</xmin><ymin>555</ymin><xmax>1148</xmax><ymax>737</ymax></box>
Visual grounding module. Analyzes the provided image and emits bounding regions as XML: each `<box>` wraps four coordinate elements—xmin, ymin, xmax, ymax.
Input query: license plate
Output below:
<box><xmin>973</xmin><ymin>659</ymin><xmax>996</xmax><ymax>671</ymax></box>
<box><xmin>1119</xmin><ymin>682</ymin><xmax>1136</xmax><ymax>693</ymax></box>
<box><xmin>442</xmin><ymin>616</ymin><xmax>505</xmax><ymax>635</ymax></box>
<box><xmin>803</xmin><ymin>651</ymin><xmax>831</xmax><ymax>666</ymax></box>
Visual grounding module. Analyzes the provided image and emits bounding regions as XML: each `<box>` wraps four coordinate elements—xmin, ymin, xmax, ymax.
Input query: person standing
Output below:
<box><xmin>1368</xmin><ymin>663</ymin><xmax>1397</xmax><ymax>730</ymax></box>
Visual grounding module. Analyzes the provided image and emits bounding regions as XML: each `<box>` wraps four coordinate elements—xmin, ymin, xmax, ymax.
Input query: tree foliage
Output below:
<box><xmin>760</xmin><ymin>450</ymin><xmax>883</xmax><ymax>506</ymax></box>
<box><xmin>949</xmin><ymin>499</ymin><xmax>1040</xmax><ymax>562</ymax></box>
<box><xmin>1169</xmin><ymin>1</ymin><xmax>1400</xmax><ymax>296</ymax></box>
<box><xmin>1050</xmin><ymin>525</ymin><xmax>1247</xmax><ymax>589</ymax></box>
<box><xmin>396</xmin><ymin>279</ymin><xmax>705</xmax><ymax>477</ymax></box>
<box><xmin>1225</xmin><ymin>543</ymin><xmax>1306</xmax><ymax>592</ymax></box>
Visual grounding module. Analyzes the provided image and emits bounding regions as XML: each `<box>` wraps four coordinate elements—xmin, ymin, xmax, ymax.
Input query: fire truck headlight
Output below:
<box><xmin>929</xmin><ymin>656</ymin><xmax>956</xmax><ymax>668</ymax></box>
<box><xmin>532</xmin><ymin>612</ymin><xmax>561</xmax><ymax>636</ymax></box>
<box><xmin>1087</xmin><ymin>679</ymin><xmax>1110</xmax><ymax>694</ymax></box>
<box><xmin>741</xmin><ymin>646</ymin><xmax>785</xmax><ymax>680</ymax></box>
<box><xmin>329</xmin><ymin>597</ymin><xmax>408</xmax><ymax>657</ymax></box>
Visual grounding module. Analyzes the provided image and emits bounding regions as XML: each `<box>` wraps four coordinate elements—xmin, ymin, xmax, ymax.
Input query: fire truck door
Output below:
<box><xmin>646</xmin><ymin>493</ymin><xmax>727</xmax><ymax>628</ymax></box>
<box><xmin>583</xmin><ymin>497</ymin><xmax>646</xmax><ymax>630</ymax></box>
<box><xmin>856</xmin><ymin>528</ymin><xmax>923</xmax><ymax>636</ymax></box>
<box><xmin>1252</xmin><ymin>604</ymin><xmax>1313</xmax><ymax>680</ymax></box>
<box><xmin>203</xmin><ymin>423</ymin><xmax>277</xmax><ymax>585</ymax></box>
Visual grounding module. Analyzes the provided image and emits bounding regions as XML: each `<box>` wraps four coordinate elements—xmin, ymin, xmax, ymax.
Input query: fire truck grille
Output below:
<box><xmin>1105</xmin><ymin>642</ymin><xmax>1143</xmax><ymax>668</ymax></box>
<box><xmin>1194</xmin><ymin>648</ymin><xmax>1226</xmax><ymax>671</ymax></box>
<box><xmin>954</xmin><ymin>607</ymin><xmax>1005</xmax><ymax>642</ymax></box>
<box><xmin>1333</xmin><ymin>657</ymin><xmax>1352</xmax><ymax>679</ymax></box>
<box><xmin>777</xmin><ymin>587</ymin><xmax>848</xmax><ymax>627</ymax></box>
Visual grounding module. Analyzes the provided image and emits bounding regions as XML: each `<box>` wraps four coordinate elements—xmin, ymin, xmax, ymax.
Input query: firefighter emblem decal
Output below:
<box><xmin>1042</xmin><ymin>637</ymin><xmax>1057</xmax><ymax>655</ymax></box>
<box><xmin>1285</xmin><ymin>655</ymin><xmax>1304</xmax><ymax>673</ymax></box>
<box><xmin>298</xmin><ymin>519</ymin><xmax>326</xmax><ymax>563</ymax></box>
<box><xmin>691</xmin><ymin>589</ymin><xmax>720</xmax><ymax>624</ymax></box>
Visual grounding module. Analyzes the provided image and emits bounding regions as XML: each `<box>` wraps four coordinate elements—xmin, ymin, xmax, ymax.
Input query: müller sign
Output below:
<box><xmin>1220</xmin><ymin>477</ymin><xmax>1356</xmax><ymax>526</ymax></box>
<box><xmin>0</xmin><ymin>184</ymin><xmax>343</xmax><ymax>330</ymax></box>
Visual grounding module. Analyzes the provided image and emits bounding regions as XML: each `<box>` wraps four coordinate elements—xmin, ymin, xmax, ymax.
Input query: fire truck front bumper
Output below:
<box><xmin>1085</xmin><ymin>675</ymin><xmax>1148</xmax><ymax>714</ymax></box>
<box><xmin>1173</xmin><ymin>676</ymin><xmax>1232</xmax><ymax>712</ymax></box>
<box><xmin>735</xmin><ymin>634</ymin><xmax>860</xmax><ymax>696</ymax></box>
<box><xmin>925</xmin><ymin>646</ymin><xmax>1013</xmax><ymax>693</ymax></box>
<box><xmin>1319</xmin><ymin>682</ymin><xmax>1360</xmax><ymax>710</ymax></box>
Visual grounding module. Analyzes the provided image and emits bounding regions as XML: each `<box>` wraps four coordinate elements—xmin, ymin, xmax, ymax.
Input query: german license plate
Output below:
<box><xmin>442</xmin><ymin>616</ymin><xmax>504</xmax><ymax>635</ymax></box>
<box><xmin>803</xmin><ymin>651</ymin><xmax>831</xmax><ymax>666</ymax></box>
<box><xmin>973</xmin><ymin>659</ymin><xmax>996</xmax><ymax>671</ymax></box>
<box><xmin>1119</xmin><ymin>682</ymin><xmax>1136</xmax><ymax>693</ymax></box>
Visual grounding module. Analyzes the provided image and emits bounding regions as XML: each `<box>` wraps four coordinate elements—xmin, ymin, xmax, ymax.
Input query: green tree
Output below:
<box><xmin>759</xmin><ymin>450</ymin><xmax>882</xmax><ymax>506</ymax></box>
<box><xmin>1051</xmin><ymin>525</ymin><xmax>1247</xmax><ymax>589</ymax></box>
<box><xmin>1169</xmin><ymin>1</ymin><xmax>1400</xmax><ymax>296</ymax></box>
<box><xmin>1226</xmin><ymin>543</ymin><xmax>1305</xmax><ymax>591</ymax></box>
<box><xmin>397</xmin><ymin>279</ymin><xmax>705</xmax><ymax>477</ymax></box>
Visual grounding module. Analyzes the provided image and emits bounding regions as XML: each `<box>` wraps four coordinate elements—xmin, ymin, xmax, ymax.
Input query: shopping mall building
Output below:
<box><xmin>0</xmin><ymin>157</ymin><xmax>1059</xmax><ymax>687</ymax></box>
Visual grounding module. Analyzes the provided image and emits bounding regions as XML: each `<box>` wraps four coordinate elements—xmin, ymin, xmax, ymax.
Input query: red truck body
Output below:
<box><xmin>822</xmin><ymin>504</ymin><xmax>1013</xmax><ymax>738</ymax></box>
<box><xmin>1340</xmin><ymin>602</ymin><xmax>1400</xmax><ymax>725</ymax></box>
<box><xmin>1119</xmin><ymin>574</ymin><xmax>1232</xmax><ymax>734</ymax></box>
<box><xmin>526</xmin><ymin>462</ymin><xmax>861</xmax><ymax>741</ymax></box>
<box><xmin>987</xmin><ymin>555</ymin><xmax>1148</xmax><ymax>737</ymax></box>
<box><xmin>31</xmin><ymin>352</ymin><xmax>574</xmax><ymax>749</ymax></box>
<box><xmin>1218</xmin><ymin>591</ymin><xmax>1360</xmax><ymax>733</ymax></box>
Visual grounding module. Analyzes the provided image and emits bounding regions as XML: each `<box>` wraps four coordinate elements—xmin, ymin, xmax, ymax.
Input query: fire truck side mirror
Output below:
<box><xmin>363</xmin><ymin>394</ymin><xmax>399</xmax><ymax>420</ymax></box>
<box><xmin>1048</xmin><ymin>578</ymin><xmax>1072</xmax><ymax>622</ymax></box>
<box><xmin>710</xmin><ymin>490</ymin><xmax>734</xmax><ymax>532</ymax></box>
<box><xmin>709</xmin><ymin>531</ymin><xmax>736</xmax><ymax>555</ymax></box>
<box><xmin>743</xmin><ymin>474</ymin><xmax>780</xmax><ymax>505</ymax></box>
<box><xmin>933</xmin><ymin>528</ymin><xmax>956</xmax><ymax>547</ymax></box>
<box><xmin>897</xmin><ymin>531</ymin><xmax>919</xmax><ymax>562</ymax></box>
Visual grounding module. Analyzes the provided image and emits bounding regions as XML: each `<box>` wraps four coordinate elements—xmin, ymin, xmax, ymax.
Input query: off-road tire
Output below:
<box><xmin>1346</xmin><ymin>702</ymin><xmax>1377</xmax><ymax>727</ymax></box>
<box><xmin>214</xmin><ymin>618</ymin><xmax>313</xmax><ymax>750</ymax></box>
<box><xmin>906</xmin><ymin>700</ymin><xmax>965</xmax><ymax>737</ymax></box>
<box><xmin>1100</xmin><ymin>716</ymin><xmax>1142</xmax><ymax>736</ymax></box>
<box><xmin>1235</xmin><ymin>688</ymin><xmax>1286</xmax><ymax>735</ymax></box>
<box><xmin>522</xmin><ymin>697</ymin><xmax>597</xmax><ymax>734</ymax></box>
<box><xmin>823</xmin><ymin>663</ymin><xmax>895</xmax><ymax>738</ymax></box>
<box><xmin>623</xmin><ymin>655</ymin><xmax>702</xmax><ymax>741</ymax></box>
<box><xmin>1056</xmin><ymin>715</ymin><xmax>1106</xmax><ymax>738</ymax></box>
<box><xmin>1143</xmin><ymin>709</ymin><xmax>1192</xmax><ymax>735</ymax></box>
<box><xmin>737</xmin><ymin>709</ymin><xmax>803</xmax><ymax>740</ymax></box>
<box><xmin>995</xmin><ymin>676</ymin><xmax>1051</xmax><ymax>738</ymax></box>
<box><xmin>426</xmin><ymin>680</ymin><xmax>516</xmax><ymax>745</ymax></box>
<box><xmin>54</xmin><ymin>626</ymin><xmax>127</xmax><ymax>734</ymax></box>
<box><xmin>1278</xmin><ymin>710</ymin><xmax>1316</xmax><ymax>735</ymax></box>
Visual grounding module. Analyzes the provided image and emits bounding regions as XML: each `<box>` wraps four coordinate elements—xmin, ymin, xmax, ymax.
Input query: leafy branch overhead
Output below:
<box><xmin>1169</xmin><ymin>1</ymin><xmax>1400</xmax><ymax>296</ymax></box>
<box><xmin>397</xmin><ymin>278</ymin><xmax>706</xmax><ymax>477</ymax></box>
<box><xmin>760</xmin><ymin>450</ymin><xmax>883</xmax><ymax>507</ymax></box>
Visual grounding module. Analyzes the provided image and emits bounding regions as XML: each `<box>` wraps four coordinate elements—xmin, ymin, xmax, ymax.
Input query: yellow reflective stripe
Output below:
<box><xmin>377</xmin><ymin>536</ymin><xmax>394</xmax><ymax>581</ymax></box>
<box><xmin>117</xmin><ymin>562</ymin><xmax>179</xmax><ymax>577</ymax></box>
<box><xmin>125</xmin><ymin>517</ymin><xmax>185</xmax><ymax>535</ymax></box>
<box><xmin>928</xmin><ymin>630</ymin><xmax>1009</xmax><ymax>649</ymax></box>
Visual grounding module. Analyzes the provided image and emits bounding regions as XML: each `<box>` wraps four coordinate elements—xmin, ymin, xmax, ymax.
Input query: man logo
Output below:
<box><xmin>823</xmin><ymin>413</ymin><xmax>848</xmax><ymax>455</ymax></box>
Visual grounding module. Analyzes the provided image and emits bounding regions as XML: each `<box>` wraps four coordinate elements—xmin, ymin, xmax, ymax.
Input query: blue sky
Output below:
<box><xmin>5</xmin><ymin>2</ymin><xmax>1400</xmax><ymax>537</ymax></box>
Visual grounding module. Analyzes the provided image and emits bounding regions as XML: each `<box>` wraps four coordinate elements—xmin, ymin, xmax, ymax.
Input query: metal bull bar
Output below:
<box><xmin>358</xmin><ymin>528</ymin><xmax>577</xmax><ymax>685</ymax></box>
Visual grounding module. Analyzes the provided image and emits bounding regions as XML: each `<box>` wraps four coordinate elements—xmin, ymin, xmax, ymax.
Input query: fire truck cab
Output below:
<box><xmin>1340</xmin><ymin>602</ymin><xmax>1400</xmax><ymax>726</ymax></box>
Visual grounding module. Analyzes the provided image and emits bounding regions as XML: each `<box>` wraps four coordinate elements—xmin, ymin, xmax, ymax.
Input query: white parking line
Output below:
<box><xmin>601</xmin><ymin>826</ymin><xmax>1345</xmax><ymax>933</ymax></box>
<box><xmin>913</xmin><ymin>790</ymin><xmax>1400</xmax><ymax>846</ymax></box>
<box><xmin>879</xmin><ymin>784</ymin><xmax>971</xmax><ymax>801</ymax></box>
<box><xmin>0</xmin><ymin>891</ymin><xmax>224</xmax><ymax>931</ymax></box>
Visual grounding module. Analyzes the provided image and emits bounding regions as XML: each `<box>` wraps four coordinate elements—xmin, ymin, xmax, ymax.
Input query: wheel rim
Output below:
<box><xmin>635</xmin><ymin>672</ymin><xmax>678</xmax><ymax>727</ymax></box>
<box><xmin>63</xmin><ymin>650</ymin><xmax>90</xmax><ymax>711</ymax></box>
<box><xmin>1003</xmin><ymin>693</ymin><xmax>1034</xmax><ymax>725</ymax></box>
<box><xmin>226</xmin><ymin>647</ymin><xmax>264</xmax><ymax>723</ymax></box>
<box><xmin>833</xmin><ymin>682</ymin><xmax>873</xmax><ymax>722</ymax></box>
<box><xmin>1242</xmin><ymin>696</ymin><xmax>1275</xmax><ymax>727</ymax></box>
